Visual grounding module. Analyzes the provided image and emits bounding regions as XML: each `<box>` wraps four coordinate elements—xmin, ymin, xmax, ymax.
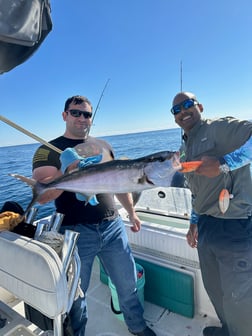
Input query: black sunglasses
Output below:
<box><xmin>171</xmin><ymin>99</ymin><xmax>198</xmax><ymax>115</ymax></box>
<box><xmin>67</xmin><ymin>109</ymin><xmax>92</xmax><ymax>119</ymax></box>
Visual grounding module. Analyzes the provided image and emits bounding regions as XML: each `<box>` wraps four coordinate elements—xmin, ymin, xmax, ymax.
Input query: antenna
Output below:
<box><xmin>180</xmin><ymin>60</ymin><xmax>183</xmax><ymax>92</ymax></box>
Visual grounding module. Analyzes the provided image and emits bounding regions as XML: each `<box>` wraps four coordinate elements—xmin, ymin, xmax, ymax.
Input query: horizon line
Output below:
<box><xmin>0</xmin><ymin>126</ymin><xmax>180</xmax><ymax>148</ymax></box>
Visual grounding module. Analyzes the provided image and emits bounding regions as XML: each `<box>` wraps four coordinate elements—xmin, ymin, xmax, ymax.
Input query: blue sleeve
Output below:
<box><xmin>223</xmin><ymin>136</ymin><xmax>252</xmax><ymax>171</ymax></box>
<box><xmin>190</xmin><ymin>208</ymin><xmax>199</xmax><ymax>225</ymax></box>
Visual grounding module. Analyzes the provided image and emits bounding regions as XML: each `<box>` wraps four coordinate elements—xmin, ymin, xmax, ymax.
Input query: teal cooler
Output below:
<box><xmin>100</xmin><ymin>257</ymin><xmax>194</xmax><ymax>318</ymax></box>
<box><xmin>135</xmin><ymin>257</ymin><xmax>194</xmax><ymax>318</ymax></box>
<box><xmin>108</xmin><ymin>263</ymin><xmax>145</xmax><ymax>321</ymax></box>
<box><xmin>99</xmin><ymin>260</ymin><xmax>109</xmax><ymax>285</ymax></box>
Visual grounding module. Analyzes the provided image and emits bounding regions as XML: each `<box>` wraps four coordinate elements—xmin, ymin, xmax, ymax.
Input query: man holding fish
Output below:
<box><xmin>170</xmin><ymin>91</ymin><xmax>252</xmax><ymax>336</ymax></box>
<box><xmin>32</xmin><ymin>95</ymin><xmax>156</xmax><ymax>336</ymax></box>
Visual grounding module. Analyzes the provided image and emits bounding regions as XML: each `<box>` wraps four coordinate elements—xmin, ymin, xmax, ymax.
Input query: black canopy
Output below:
<box><xmin>0</xmin><ymin>0</ymin><xmax>52</xmax><ymax>74</ymax></box>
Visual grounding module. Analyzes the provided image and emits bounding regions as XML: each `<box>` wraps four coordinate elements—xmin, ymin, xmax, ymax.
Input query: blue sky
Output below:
<box><xmin>0</xmin><ymin>0</ymin><xmax>251</xmax><ymax>146</ymax></box>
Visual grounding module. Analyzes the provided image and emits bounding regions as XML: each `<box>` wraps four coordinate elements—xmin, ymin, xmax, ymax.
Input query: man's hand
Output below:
<box><xmin>128</xmin><ymin>212</ymin><xmax>141</xmax><ymax>232</ymax></box>
<box><xmin>195</xmin><ymin>156</ymin><xmax>221</xmax><ymax>177</ymax></box>
<box><xmin>186</xmin><ymin>224</ymin><xmax>198</xmax><ymax>248</ymax></box>
<box><xmin>116</xmin><ymin>193</ymin><xmax>142</xmax><ymax>233</ymax></box>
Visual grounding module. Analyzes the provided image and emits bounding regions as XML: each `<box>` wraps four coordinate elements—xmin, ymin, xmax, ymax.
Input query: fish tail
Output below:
<box><xmin>23</xmin><ymin>194</ymin><xmax>39</xmax><ymax>218</ymax></box>
<box><xmin>9</xmin><ymin>174</ymin><xmax>40</xmax><ymax>216</ymax></box>
<box><xmin>179</xmin><ymin>161</ymin><xmax>202</xmax><ymax>173</ymax></box>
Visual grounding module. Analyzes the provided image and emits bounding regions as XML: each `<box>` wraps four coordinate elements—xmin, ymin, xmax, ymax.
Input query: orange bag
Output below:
<box><xmin>0</xmin><ymin>211</ymin><xmax>23</xmax><ymax>231</ymax></box>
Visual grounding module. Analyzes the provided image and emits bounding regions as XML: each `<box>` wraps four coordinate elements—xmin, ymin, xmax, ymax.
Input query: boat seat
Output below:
<box><xmin>0</xmin><ymin>230</ymin><xmax>70</xmax><ymax>335</ymax></box>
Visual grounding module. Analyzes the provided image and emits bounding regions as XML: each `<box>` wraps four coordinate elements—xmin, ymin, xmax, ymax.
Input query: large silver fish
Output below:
<box><xmin>10</xmin><ymin>151</ymin><xmax>202</xmax><ymax>214</ymax></box>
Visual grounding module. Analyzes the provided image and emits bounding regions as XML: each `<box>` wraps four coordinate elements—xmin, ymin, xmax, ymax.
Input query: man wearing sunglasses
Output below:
<box><xmin>171</xmin><ymin>92</ymin><xmax>252</xmax><ymax>336</ymax></box>
<box><xmin>32</xmin><ymin>95</ymin><xmax>156</xmax><ymax>336</ymax></box>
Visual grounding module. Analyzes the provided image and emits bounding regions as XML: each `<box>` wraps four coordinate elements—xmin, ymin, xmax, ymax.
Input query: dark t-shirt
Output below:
<box><xmin>32</xmin><ymin>136</ymin><xmax>119</xmax><ymax>226</ymax></box>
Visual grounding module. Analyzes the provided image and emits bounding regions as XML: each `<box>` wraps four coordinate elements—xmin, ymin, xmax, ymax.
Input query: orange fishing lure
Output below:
<box><xmin>179</xmin><ymin>161</ymin><xmax>203</xmax><ymax>173</ymax></box>
<box><xmin>219</xmin><ymin>188</ymin><xmax>233</xmax><ymax>214</ymax></box>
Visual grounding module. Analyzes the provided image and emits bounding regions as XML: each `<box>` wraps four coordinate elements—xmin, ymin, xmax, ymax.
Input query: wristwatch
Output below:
<box><xmin>219</xmin><ymin>157</ymin><xmax>230</xmax><ymax>174</ymax></box>
<box><xmin>219</xmin><ymin>163</ymin><xmax>230</xmax><ymax>174</ymax></box>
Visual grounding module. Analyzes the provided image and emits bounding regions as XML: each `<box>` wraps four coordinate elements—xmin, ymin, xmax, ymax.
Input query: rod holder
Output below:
<box><xmin>61</xmin><ymin>230</ymin><xmax>80</xmax><ymax>273</ymax></box>
<box><xmin>25</xmin><ymin>207</ymin><xmax>38</xmax><ymax>224</ymax></box>
<box><xmin>49</xmin><ymin>212</ymin><xmax>65</xmax><ymax>232</ymax></box>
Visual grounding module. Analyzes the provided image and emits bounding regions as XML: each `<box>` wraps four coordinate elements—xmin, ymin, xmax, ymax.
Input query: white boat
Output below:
<box><xmin>0</xmin><ymin>187</ymin><xmax>219</xmax><ymax>336</ymax></box>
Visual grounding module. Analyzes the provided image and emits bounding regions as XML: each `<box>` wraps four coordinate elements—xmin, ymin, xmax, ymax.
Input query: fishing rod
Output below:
<box><xmin>88</xmin><ymin>78</ymin><xmax>110</xmax><ymax>136</ymax></box>
<box><xmin>180</xmin><ymin>60</ymin><xmax>184</xmax><ymax>143</ymax></box>
<box><xmin>0</xmin><ymin>115</ymin><xmax>62</xmax><ymax>154</ymax></box>
<box><xmin>180</xmin><ymin>60</ymin><xmax>183</xmax><ymax>92</ymax></box>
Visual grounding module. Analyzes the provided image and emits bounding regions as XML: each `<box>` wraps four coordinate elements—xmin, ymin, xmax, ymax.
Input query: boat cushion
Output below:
<box><xmin>0</xmin><ymin>231</ymin><xmax>68</xmax><ymax>318</ymax></box>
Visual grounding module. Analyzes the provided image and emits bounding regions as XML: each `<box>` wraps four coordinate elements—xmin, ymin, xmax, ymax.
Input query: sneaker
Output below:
<box><xmin>129</xmin><ymin>326</ymin><xmax>156</xmax><ymax>336</ymax></box>
<box><xmin>203</xmin><ymin>326</ymin><xmax>229</xmax><ymax>336</ymax></box>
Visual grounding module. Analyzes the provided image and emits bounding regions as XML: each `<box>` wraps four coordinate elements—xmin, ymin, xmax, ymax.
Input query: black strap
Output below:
<box><xmin>110</xmin><ymin>297</ymin><xmax>122</xmax><ymax>315</ymax></box>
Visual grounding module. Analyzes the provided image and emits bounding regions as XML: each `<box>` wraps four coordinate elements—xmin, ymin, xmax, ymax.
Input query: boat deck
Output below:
<box><xmin>86</xmin><ymin>259</ymin><xmax>219</xmax><ymax>336</ymax></box>
<box><xmin>0</xmin><ymin>257</ymin><xmax>218</xmax><ymax>336</ymax></box>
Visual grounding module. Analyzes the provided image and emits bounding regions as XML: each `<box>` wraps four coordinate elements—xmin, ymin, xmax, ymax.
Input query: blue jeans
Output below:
<box><xmin>197</xmin><ymin>215</ymin><xmax>252</xmax><ymax>336</ymax></box>
<box><xmin>60</xmin><ymin>216</ymin><xmax>146</xmax><ymax>336</ymax></box>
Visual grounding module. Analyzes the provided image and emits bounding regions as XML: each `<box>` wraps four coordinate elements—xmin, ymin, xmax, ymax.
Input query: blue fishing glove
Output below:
<box><xmin>60</xmin><ymin>148</ymin><xmax>102</xmax><ymax>205</ymax></box>
<box><xmin>60</xmin><ymin>148</ymin><xmax>84</xmax><ymax>174</ymax></box>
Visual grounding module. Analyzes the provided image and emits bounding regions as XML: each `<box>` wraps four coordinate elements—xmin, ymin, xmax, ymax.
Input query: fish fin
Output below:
<box><xmin>179</xmin><ymin>161</ymin><xmax>203</xmax><ymax>173</ymax></box>
<box><xmin>9</xmin><ymin>174</ymin><xmax>39</xmax><ymax>215</ymax></box>
<box><xmin>9</xmin><ymin>174</ymin><xmax>37</xmax><ymax>187</ymax></box>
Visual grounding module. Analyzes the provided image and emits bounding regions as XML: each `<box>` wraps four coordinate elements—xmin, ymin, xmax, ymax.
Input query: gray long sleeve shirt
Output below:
<box><xmin>182</xmin><ymin>117</ymin><xmax>252</xmax><ymax>219</ymax></box>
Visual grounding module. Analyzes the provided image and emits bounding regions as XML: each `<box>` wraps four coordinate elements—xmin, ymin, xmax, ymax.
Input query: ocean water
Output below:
<box><xmin>0</xmin><ymin>128</ymin><xmax>181</xmax><ymax>219</ymax></box>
